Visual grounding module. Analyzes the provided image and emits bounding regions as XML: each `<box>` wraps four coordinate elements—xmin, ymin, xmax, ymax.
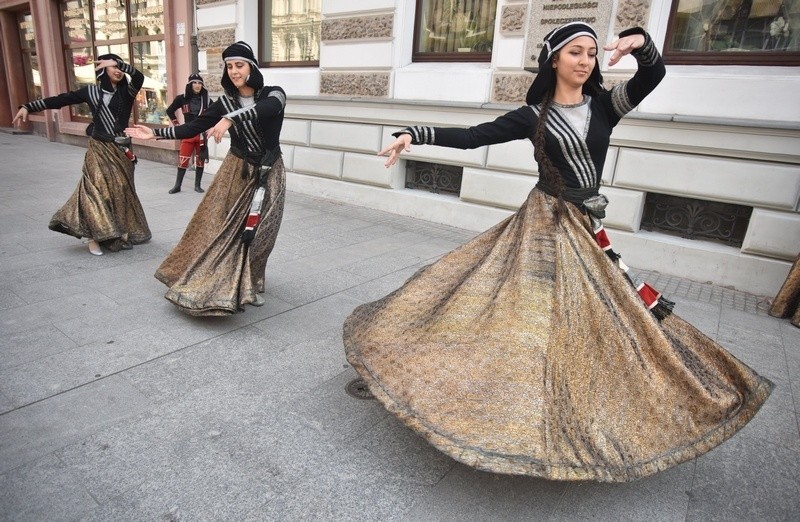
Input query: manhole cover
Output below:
<box><xmin>345</xmin><ymin>378</ymin><xmax>375</xmax><ymax>400</ymax></box>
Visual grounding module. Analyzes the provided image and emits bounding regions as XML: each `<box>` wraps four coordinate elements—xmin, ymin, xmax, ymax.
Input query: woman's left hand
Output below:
<box><xmin>208</xmin><ymin>118</ymin><xmax>232</xmax><ymax>143</ymax></box>
<box><xmin>603</xmin><ymin>34</ymin><xmax>646</xmax><ymax>67</ymax></box>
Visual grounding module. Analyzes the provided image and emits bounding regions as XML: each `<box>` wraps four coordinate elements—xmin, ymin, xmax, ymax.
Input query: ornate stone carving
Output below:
<box><xmin>492</xmin><ymin>73</ymin><xmax>534</xmax><ymax>104</ymax></box>
<box><xmin>197</xmin><ymin>28</ymin><xmax>236</xmax><ymax>52</ymax></box>
<box><xmin>320</xmin><ymin>73</ymin><xmax>390</xmax><ymax>97</ymax></box>
<box><xmin>614</xmin><ymin>0</ymin><xmax>650</xmax><ymax>33</ymax></box>
<box><xmin>500</xmin><ymin>5</ymin><xmax>527</xmax><ymax>35</ymax></box>
<box><xmin>321</xmin><ymin>15</ymin><xmax>393</xmax><ymax>41</ymax></box>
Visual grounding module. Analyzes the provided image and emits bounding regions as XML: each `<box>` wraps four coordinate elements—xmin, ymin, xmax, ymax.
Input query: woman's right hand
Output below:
<box><xmin>124</xmin><ymin>124</ymin><xmax>155</xmax><ymax>140</ymax></box>
<box><xmin>378</xmin><ymin>133</ymin><xmax>412</xmax><ymax>168</ymax></box>
<box><xmin>12</xmin><ymin>107</ymin><xmax>28</xmax><ymax>127</ymax></box>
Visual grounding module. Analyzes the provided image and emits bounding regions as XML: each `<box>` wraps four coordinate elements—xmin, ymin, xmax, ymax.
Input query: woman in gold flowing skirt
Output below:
<box><xmin>343</xmin><ymin>23</ymin><xmax>773</xmax><ymax>482</ymax></box>
<box><xmin>154</xmin><ymin>155</ymin><xmax>285</xmax><ymax>315</ymax></box>
<box><xmin>48</xmin><ymin>139</ymin><xmax>150</xmax><ymax>251</ymax></box>
<box><xmin>14</xmin><ymin>55</ymin><xmax>151</xmax><ymax>255</ymax></box>
<box><xmin>127</xmin><ymin>41</ymin><xmax>287</xmax><ymax>315</ymax></box>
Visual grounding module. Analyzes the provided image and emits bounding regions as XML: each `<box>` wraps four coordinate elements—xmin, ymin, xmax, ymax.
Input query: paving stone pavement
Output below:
<box><xmin>1</xmin><ymin>134</ymin><xmax>798</xmax><ymax>521</ymax></box>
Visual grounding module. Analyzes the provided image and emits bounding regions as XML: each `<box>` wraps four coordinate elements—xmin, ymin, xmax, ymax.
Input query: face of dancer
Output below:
<box><xmin>104</xmin><ymin>64</ymin><xmax>125</xmax><ymax>86</ymax></box>
<box><xmin>551</xmin><ymin>36</ymin><xmax>597</xmax><ymax>91</ymax></box>
<box><xmin>226</xmin><ymin>60</ymin><xmax>251</xmax><ymax>91</ymax></box>
<box><xmin>191</xmin><ymin>81</ymin><xmax>203</xmax><ymax>94</ymax></box>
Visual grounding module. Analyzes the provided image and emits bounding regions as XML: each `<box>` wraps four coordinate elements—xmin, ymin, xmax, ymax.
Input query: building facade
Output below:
<box><xmin>3</xmin><ymin>0</ymin><xmax>799</xmax><ymax>296</ymax></box>
<box><xmin>0</xmin><ymin>0</ymin><xmax>195</xmax><ymax>162</ymax></box>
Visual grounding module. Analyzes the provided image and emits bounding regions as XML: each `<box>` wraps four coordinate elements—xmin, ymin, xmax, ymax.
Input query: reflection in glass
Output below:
<box><xmin>417</xmin><ymin>0</ymin><xmax>497</xmax><ymax>54</ymax></box>
<box><xmin>133</xmin><ymin>41</ymin><xmax>169</xmax><ymax>124</ymax></box>
<box><xmin>262</xmin><ymin>0</ymin><xmax>322</xmax><ymax>62</ymax></box>
<box><xmin>93</xmin><ymin>0</ymin><xmax>128</xmax><ymax>40</ymax></box>
<box><xmin>131</xmin><ymin>0</ymin><xmax>165</xmax><ymax>36</ymax></box>
<box><xmin>669</xmin><ymin>0</ymin><xmax>799</xmax><ymax>52</ymax></box>
<box><xmin>66</xmin><ymin>47</ymin><xmax>93</xmax><ymax>118</ymax></box>
<box><xmin>61</xmin><ymin>0</ymin><xmax>91</xmax><ymax>45</ymax></box>
<box><xmin>19</xmin><ymin>12</ymin><xmax>35</xmax><ymax>50</ymax></box>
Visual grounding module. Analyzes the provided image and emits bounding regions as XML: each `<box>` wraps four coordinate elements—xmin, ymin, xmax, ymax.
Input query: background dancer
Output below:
<box><xmin>165</xmin><ymin>73</ymin><xmax>211</xmax><ymax>194</ymax></box>
<box><xmin>125</xmin><ymin>41</ymin><xmax>286</xmax><ymax>316</ymax></box>
<box><xmin>13</xmin><ymin>55</ymin><xmax>151</xmax><ymax>256</ymax></box>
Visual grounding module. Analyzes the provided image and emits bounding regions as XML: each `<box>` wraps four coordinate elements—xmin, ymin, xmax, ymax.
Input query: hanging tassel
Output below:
<box><xmin>242</xmin><ymin>186</ymin><xmax>265</xmax><ymax>245</ymax></box>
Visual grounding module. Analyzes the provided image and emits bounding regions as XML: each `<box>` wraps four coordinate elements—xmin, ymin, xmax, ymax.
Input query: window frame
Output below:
<box><xmin>257</xmin><ymin>0</ymin><xmax>321</xmax><ymax>68</ymax></box>
<box><xmin>411</xmin><ymin>0</ymin><xmax>495</xmax><ymax>63</ymax></box>
<box><xmin>59</xmin><ymin>0</ymin><xmax>169</xmax><ymax>125</ymax></box>
<box><xmin>662</xmin><ymin>0</ymin><xmax>800</xmax><ymax>66</ymax></box>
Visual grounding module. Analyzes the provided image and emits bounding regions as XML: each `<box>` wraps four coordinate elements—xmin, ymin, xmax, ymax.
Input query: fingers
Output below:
<box><xmin>12</xmin><ymin>109</ymin><xmax>27</xmax><ymax>126</ymax></box>
<box><xmin>604</xmin><ymin>35</ymin><xmax>645</xmax><ymax>66</ymax></box>
<box><xmin>123</xmin><ymin>124</ymin><xmax>153</xmax><ymax>140</ymax></box>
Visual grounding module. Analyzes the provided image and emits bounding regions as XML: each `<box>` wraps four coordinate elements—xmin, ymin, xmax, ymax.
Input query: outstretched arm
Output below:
<box><xmin>126</xmin><ymin>99</ymin><xmax>225</xmax><ymax>141</ymax></box>
<box><xmin>377</xmin><ymin>106</ymin><xmax>536</xmax><ymax>168</ymax></box>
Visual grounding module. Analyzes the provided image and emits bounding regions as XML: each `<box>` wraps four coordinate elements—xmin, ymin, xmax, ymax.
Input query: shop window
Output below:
<box><xmin>664</xmin><ymin>0</ymin><xmax>800</xmax><ymax>65</ymax></box>
<box><xmin>406</xmin><ymin>160</ymin><xmax>463</xmax><ymax>196</ymax></box>
<box><xmin>413</xmin><ymin>0</ymin><xmax>497</xmax><ymax>62</ymax></box>
<box><xmin>18</xmin><ymin>12</ymin><xmax>41</xmax><ymax>101</ymax></box>
<box><xmin>640</xmin><ymin>193</ymin><xmax>752</xmax><ymax>247</ymax></box>
<box><xmin>59</xmin><ymin>0</ymin><xmax>168</xmax><ymax>124</ymax></box>
<box><xmin>259</xmin><ymin>0</ymin><xmax>322</xmax><ymax>66</ymax></box>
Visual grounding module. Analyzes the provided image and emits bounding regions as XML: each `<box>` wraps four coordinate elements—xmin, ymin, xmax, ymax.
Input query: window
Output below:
<box><xmin>640</xmin><ymin>193</ymin><xmax>752</xmax><ymax>247</ymax></box>
<box><xmin>18</xmin><ymin>12</ymin><xmax>41</xmax><ymax>101</ymax></box>
<box><xmin>59</xmin><ymin>0</ymin><xmax>169</xmax><ymax>124</ymax></box>
<box><xmin>664</xmin><ymin>0</ymin><xmax>800</xmax><ymax>65</ymax></box>
<box><xmin>406</xmin><ymin>161</ymin><xmax>463</xmax><ymax>196</ymax></box>
<box><xmin>413</xmin><ymin>0</ymin><xmax>497</xmax><ymax>62</ymax></box>
<box><xmin>259</xmin><ymin>0</ymin><xmax>322</xmax><ymax>66</ymax></box>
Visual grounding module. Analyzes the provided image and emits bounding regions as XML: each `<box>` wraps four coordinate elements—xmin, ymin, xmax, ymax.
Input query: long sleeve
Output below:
<box><xmin>165</xmin><ymin>95</ymin><xmax>185</xmax><ymax>124</ymax></box>
<box><xmin>23</xmin><ymin>89</ymin><xmax>89</xmax><ymax>113</ymax></box>
<box><xmin>394</xmin><ymin>106</ymin><xmax>536</xmax><ymax>149</ymax></box>
<box><xmin>115</xmin><ymin>59</ymin><xmax>144</xmax><ymax>97</ymax></box>
<box><xmin>608</xmin><ymin>28</ymin><xmax>666</xmax><ymax>121</ymax></box>
<box><xmin>223</xmin><ymin>87</ymin><xmax>286</xmax><ymax>124</ymax></box>
<box><xmin>154</xmin><ymin>99</ymin><xmax>224</xmax><ymax>140</ymax></box>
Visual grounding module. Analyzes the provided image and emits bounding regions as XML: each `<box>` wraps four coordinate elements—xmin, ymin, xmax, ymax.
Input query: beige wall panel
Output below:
<box><xmin>609</xmin><ymin>231</ymin><xmax>791</xmax><ymax>297</ymax></box>
<box><xmin>281</xmin><ymin>119</ymin><xmax>310</xmax><ymax>146</ymax></box>
<box><xmin>601</xmin><ymin>147</ymin><xmax>618</xmax><ymax>185</ymax></box>
<box><xmin>342</xmin><ymin>153</ymin><xmax>402</xmax><ymax>189</ymax></box>
<box><xmin>287</xmin><ymin>172</ymin><xmax>513</xmax><ymax>232</ymax></box>
<box><xmin>614</xmin><ymin>149</ymin><xmax>800</xmax><ymax>210</ymax></box>
<box><xmin>280</xmin><ymin>144</ymin><xmax>295</xmax><ymax>171</ymax></box>
<box><xmin>485</xmin><ymin>140</ymin><xmax>537</xmax><ymax>174</ymax></box>
<box><xmin>311</xmin><ymin>121</ymin><xmax>382</xmax><ymax>153</ymax></box>
<box><xmin>293</xmin><ymin>147</ymin><xmax>343</xmax><ymax>179</ymax></box>
<box><xmin>460</xmin><ymin>168</ymin><xmax>536</xmax><ymax>210</ymax></box>
<box><xmin>322</xmin><ymin>0</ymin><xmax>395</xmax><ymax>16</ymax></box>
<box><xmin>741</xmin><ymin>209</ymin><xmax>800</xmax><ymax>260</ymax></box>
<box><xmin>601</xmin><ymin>187</ymin><xmax>646</xmax><ymax>232</ymax></box>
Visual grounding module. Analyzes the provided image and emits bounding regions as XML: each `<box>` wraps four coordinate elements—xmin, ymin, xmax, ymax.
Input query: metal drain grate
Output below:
<box><xmin>345</xmin><ymin>378</ymin><xmax>375</xmax><ymax>400</ymax></box>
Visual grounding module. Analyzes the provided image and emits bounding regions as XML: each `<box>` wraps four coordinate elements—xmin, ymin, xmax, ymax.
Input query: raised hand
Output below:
<box><xmin>94</xmin><ymin>58</ymin><xmax>119</xmax><ymax>71</ymax></box>
<box><xmin>124</xmin><ymin>124</ymin><xmax>155</xmax><ymax>140</ymax></box>
<box><xmin>12</xmin><ymin>107</ymin><xmax>28</xmax><ymax>127</ymax></box>
<box><xmin>378</xmin><ymin>133</ymin><xmax>412</xmax><ymax>168</ymax></box>
<box><xmin>603</xmin><ymin>33</ymin><xmax>646</xmax><ymax>67</ymax></box>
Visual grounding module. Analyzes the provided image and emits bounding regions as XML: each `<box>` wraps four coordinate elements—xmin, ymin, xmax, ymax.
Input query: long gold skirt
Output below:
<box><xmin>769</xmin><ymin>253</ymin><xmax>800</xmax><ymax>327</ymax></box>
<box><xmin>343</xmin><ymin>188</ymin><xmax>773</xmax><ymax>482</ymax></box>
<box><xmin>49</xmin><ymin>139</ymin><xmax>151</xmax><ymax>249</ymax></box>
<box><xmin>155</xmin><ymin>153</ymin><xmax>285</xmax><ymax>316</ymax></box>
